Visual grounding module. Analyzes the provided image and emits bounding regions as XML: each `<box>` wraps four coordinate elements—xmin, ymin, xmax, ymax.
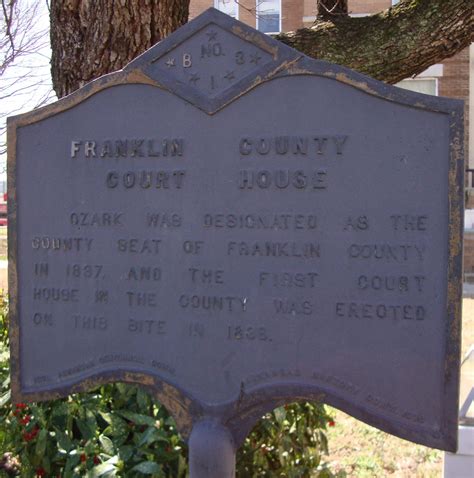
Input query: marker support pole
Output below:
<box><xmin>188</xmin><ymin>419</ymin><xmax>236</xmax><ymax>478</ymax></box>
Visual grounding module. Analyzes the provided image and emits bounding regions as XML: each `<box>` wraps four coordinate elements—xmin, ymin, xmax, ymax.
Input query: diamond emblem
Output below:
<box><xmin>124</xmin><ymin>9</ymin><xmax>300</xmax><ymax>112</ymax></box>
<box><xmin>150</xmin><ymin>23</ymin><xmax>273</xmax><ymax>98</ymax></box>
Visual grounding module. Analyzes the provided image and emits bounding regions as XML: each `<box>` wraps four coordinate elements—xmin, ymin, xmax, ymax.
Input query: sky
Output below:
<box><xmin>0</xmin><ymin>0</ymin><xmax>54</xmax><ymax>181</ymax></box>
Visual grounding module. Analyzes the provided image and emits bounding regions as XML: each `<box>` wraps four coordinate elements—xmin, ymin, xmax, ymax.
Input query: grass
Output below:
<box><xmin>323</xmin><ymin>408</ymin><xmax>442</xmax><ymax>477</ymax></box>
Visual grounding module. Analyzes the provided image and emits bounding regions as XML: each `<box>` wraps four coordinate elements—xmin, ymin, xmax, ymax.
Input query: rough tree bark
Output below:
<box><xmin>50</xmin><ymin>0</ymin><xmax>474</xmax><ymax>98</ymax></box>
<box><xmin>278</xmin><ymin>0</ymin><xmax>474</xmax><ymax>84</ymax></box>
<box><xmin>50</xmin><ymin>0</ymin><xmax>189</xmax><ymax>98</ymax></box>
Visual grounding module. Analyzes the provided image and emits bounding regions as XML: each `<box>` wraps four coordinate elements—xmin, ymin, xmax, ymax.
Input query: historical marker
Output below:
<box><xmin>8</xmin><ymin>8</ymin><xmax>463</xmax><ymax>475</ymax></box>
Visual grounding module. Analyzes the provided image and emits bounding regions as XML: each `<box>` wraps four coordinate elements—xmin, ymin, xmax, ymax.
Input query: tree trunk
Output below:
<box><xmin>50</xmin><ymin>0</ymin><xmax>189</xmax><ymax>98</ymax></box>
<box><xmin>50</xmin><ymin>0</ymin><xmax>473</xmax><ymax>98</ymax></box>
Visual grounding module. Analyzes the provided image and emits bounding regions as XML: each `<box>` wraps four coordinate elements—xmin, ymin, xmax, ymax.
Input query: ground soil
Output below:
<box><xmin>322</xmin><ymin>299</ymin><xmax>474</xmax><ymax>478</ymax></box>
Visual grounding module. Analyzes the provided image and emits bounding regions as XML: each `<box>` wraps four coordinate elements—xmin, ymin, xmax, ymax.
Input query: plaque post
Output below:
<box><xmin>188</xmin><ymin>419</ymin><xmax>236</xmax><ymax>478</ymax></box>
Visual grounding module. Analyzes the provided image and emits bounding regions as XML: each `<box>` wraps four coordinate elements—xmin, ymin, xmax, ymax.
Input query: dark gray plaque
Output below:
<box><xmin>8</xmin><ymin>8</ymin><xmax>463</xmax><ymax>453</ymax></box>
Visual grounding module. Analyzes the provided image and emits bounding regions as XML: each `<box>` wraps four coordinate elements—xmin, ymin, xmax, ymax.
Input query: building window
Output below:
<box><xmin>215</xmin><ymin>0</ymin><xmax>238</xmax><ymax>19</ymax></box>
<box><xmin>256</xmin><ymin>0</ymin><xmax>281</xmax><ymax>34</ymax></box>
<box><xmin>396</xmin><ymin>78</ymin><xmax>438</xmax><ymax>96</ymax></box>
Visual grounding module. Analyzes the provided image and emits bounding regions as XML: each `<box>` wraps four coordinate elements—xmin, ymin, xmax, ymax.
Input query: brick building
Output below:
<box><xmin>190</xmin><ymin>0</ymin><xmax>472</xmax><ymax>171</ymax></box>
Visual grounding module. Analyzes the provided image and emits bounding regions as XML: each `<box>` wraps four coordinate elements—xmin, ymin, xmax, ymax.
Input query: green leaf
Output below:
<box><xmin>87</xmin><ymin>462</ymin><xmax>118</xmax><ymax>478</ymax></box>
<box><xmin>76</xmin><ymin>418</ymin><xmax>94</xmax><ymax>440</ymax></box>
<box><xmin>118</xmin><ymin>445</ymin><xmax>134</xmax><ymax>462</ymax></box>
<box><xmin>51</xmin><ymin>402</ymin><xmax>70</xmax><ymax>431</ymax></box>
<box><xmin>99</xmin><ymin>412</ymin><xmax>113</xmax><ymax>425</ymax></box>
<box><xmin>100</xmin><ymin>412</ymin><xmax>128</xmax><ymax>438</ymax></box>
<box><xmin>35</xmin><ymin>429</ymin><xmax>48</xmax><ymax>460</ymax></box>
<box><xmin>137</xmin><ymin>387</ymin><xmax>150</xmax><ymax>410</ymax></box>
<box><xmin>131</xmin><ymin>461</ymin><xmax>161</xmax><ymax>474</ymax></box>
<box><xmin>137</xmin><ymin>427</ymin><xmax>168</xmax><ymax>447</ymax></box>
<box><xmin>289</xmin><ymin>421</ymin><xmax>297</xmax><ymax>434</ymax></box>
<box><xmin>320</xmin><ymin>432</ymin><xmax>329</xmax><ymax>454</ymax></box>
<box><xmin>87</xmin><ymin>456</ymin><xmax>119</xmax><ymax>478</ymax></box>
<box><xmin>115</xmin><ymin>382</ymin><xmax>134</xmax><ymax>401</ymax></box>
<box><xmin>55</xmin><ymin>429</ymin><xmax>73</xmax><ymax>453</ymax></box>
<box><xmin>99</xmin><ymin>434</ymin><xmax>115</xmax><ymax>455</ymax></box>
<box><xmin>62</xmin><ymin>466</ymin><xmax>75</xmax><ymax>478</ymax></box>
<box><xmin>274</xmin><ymin>407</ymin><xmax>286</xmax><ymax>424</ymax></box>
<box><xmin>0</xmin><ymin>350</ymin><xmax>8</xmax><ymax>363</ymax></box>
<box><xmin>63</xmin><ymin>453</ymin><xmax>81</xmax><ymax>476</ymax></box>
<box><xmin>115</xmin><ymin>382</ymin><xmax>128</xmax><ymax>395</ymax></box>
<box><xmin>117</xmin><ymin>411</ymin><xmax>156</xmax><ymax>426</ymax></box>
<box><xmin>0</xmin><ymin>388</ymin><xmax>10</xmax><ymax>406</ymax></box>
<box><xmin>177</xmin><ymin>454</ymin><xmax>188</xmax><ymax>478</ymax></box>
<box><xmin>86</xmin><ymin>408</ymin><xmax>98</xmax><ymax>430</ymax></box>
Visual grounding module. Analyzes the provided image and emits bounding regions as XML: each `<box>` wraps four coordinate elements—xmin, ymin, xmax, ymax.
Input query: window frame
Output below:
<box><xmin>256</xmin><ymin>0</ymin><xmax>282</xmax><ymax>34</ymax></box>
<box><xmin>396</xmin><ymin>77</ymin><xmax>439</xmax><ymax>96</ymax></box>
<box><xmin>214</xmin><ymin>0</ymin><xmax>239</xmax><ymax>20</ymax></box>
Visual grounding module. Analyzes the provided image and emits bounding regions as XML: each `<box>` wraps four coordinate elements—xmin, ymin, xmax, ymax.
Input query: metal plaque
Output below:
<box><xmin>8</xmin><ymin>8</ymin><xmax>463</xmax><ymax>451</ymax></box>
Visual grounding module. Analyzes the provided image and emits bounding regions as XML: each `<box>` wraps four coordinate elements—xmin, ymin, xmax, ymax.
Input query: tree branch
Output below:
<box><xmin>1</xmin><ymin>0</ymin><xmax>16</xmax><ymax>54</ymax></box>
<box><xmin>276</xmin><ymin>0</ymin><xmax>474</xmax><ymax>84</ymax></box>
<box><xmin>317</xmin><ymin>0</ymin><xmax>348</xmax><ymax>20</ymax></box>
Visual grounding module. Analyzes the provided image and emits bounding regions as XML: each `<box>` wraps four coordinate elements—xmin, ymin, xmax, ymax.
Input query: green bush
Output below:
<box><xmin>0</xmin><ymin>298</ymin><xmax>335</xmax><ymax>477</ymax></box>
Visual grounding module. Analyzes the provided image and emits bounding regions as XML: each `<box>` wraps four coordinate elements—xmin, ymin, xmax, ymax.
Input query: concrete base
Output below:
<box><xmin>443</xmin><ymin>426</ymin><xmax>474</xmax><ymax>478</ymax></box>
